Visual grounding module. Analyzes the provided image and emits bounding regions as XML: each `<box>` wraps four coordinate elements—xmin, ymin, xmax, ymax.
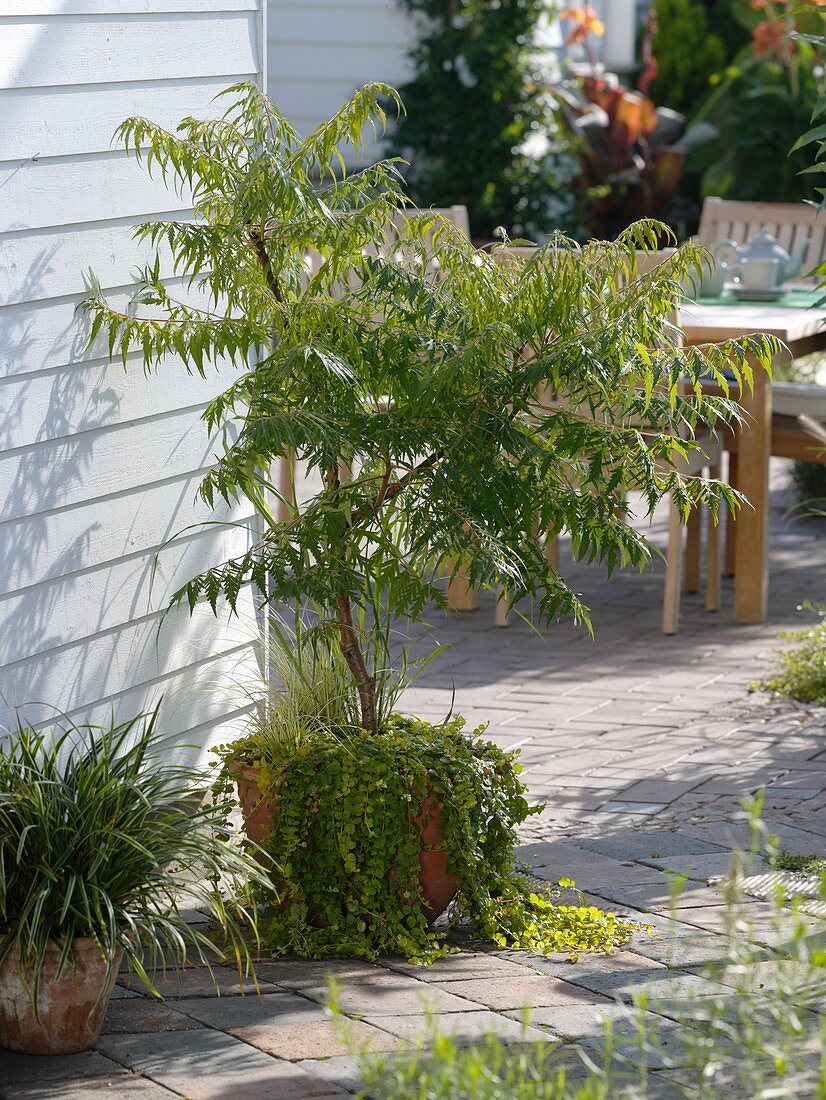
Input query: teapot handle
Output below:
<box><xmin>713</xmin><ymin>239</ymin><xmax>740</xmax><ymax>265</ymax></box>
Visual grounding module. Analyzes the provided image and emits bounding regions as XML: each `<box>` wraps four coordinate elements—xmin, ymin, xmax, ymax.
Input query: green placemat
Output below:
<box><xmin>696</xmin><ymin>287</ymin><xmax>826</xmax><ymax>309</ymax></box>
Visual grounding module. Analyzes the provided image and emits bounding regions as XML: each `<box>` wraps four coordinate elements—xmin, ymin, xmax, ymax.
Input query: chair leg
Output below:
<box><xmin>662</xmin><ymin>497</ymin><xmax>683</xmax><ymax>635</ymax></box>
<box><xmin>278</xmin><ymin>450</ymin><xmax>296</xmax><ymax>523</ymax></box>
<box><xmin>724</xmin><ymin>451</ymin><xmax>738</xmax><ymax>577</ymax></box>
<box><xmin>544</xmin><ymin>534</ymin><xmax>559</xmax><ymax>570</ymax></box>
<box><xmin>684</xmin><ymin>508</ymin><xmax>701</xmax><ymax>593</ymax></box>
<box><xmin>495</xmin><ymin>588</ymin><xmax>511</xmax><ymax>628</ymax></box>
<box><xmin>447</xmin><ymin>568</ymin><xmax>479</xmax><ymax>612</ymax></box>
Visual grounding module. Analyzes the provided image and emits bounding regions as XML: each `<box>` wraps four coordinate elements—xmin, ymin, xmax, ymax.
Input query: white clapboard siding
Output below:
<box><xmin>2</xmin><ymin>16</ymin><xmax>259</xmax><ymax>90</ymax></box>
<box><xmin>0</xmin><ymin>407</ymin><xmax>229</xmax><ymax>521</ymax></box>
<box><xmin>0</xmin><ymin>600</ymin><xmax>260</xmax><ymax>736</ymax></box>
<box><xmin>268</xmin><ymin>0</ymin><xmax>413</xmax><ymax>155</ymax></box>
<box><xmin>0</xmin><ymin>1</ymin><xmax>266</xmax><ymax>762</ymax></box>
<box><xmin>0</xmin><ymin>2</ymin><xmax>253</xmax><ymax>13</ymax></box>
<box><xmin>0</xmin><ymin>153</ymin><xmax>195</xmax><ymax>234</ymax></box>
<box><xmin>0</xmin><ymin>467</ymin><xmax>229</xmax><ymax>597</ymax></box>
<box><xmin>0</xmin><ymin>355</ymin><xmax>237</xmax><ymax>450</ymax></box>
<box><xmin>0</xmin><ymin>218</ymin><xmax>187</xmax><ymax>307</ymax></box>
<box><xmin>0</xmin><ymin>80</ymin><xmax>236</xmax><ymax>162</ymax></box>
<box><xmin>0</xmin><ymin>280</ymin><xmax>215</xmax><ymax>379</ymax></box>
<box><xmin>0</xmin><ymin>521</ymin><xmax>254</xmax><ymax>665</ymax></box>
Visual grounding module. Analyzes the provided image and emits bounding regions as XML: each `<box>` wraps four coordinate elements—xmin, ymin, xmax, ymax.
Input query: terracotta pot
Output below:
<box><xmin>0</xmin><ymin>938</ymin><xmax>123</xmax><ymax>1055</ymax></box>
<box><xmin>231</xmin><ymin>762</ymin><xmax>458</xmax><ymax>924</ymax></box>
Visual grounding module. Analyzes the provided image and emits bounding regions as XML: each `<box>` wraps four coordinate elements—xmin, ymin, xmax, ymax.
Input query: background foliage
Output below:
<box><xmin>685</xmin><ymin>0</ymin><xmax>825</xmax><ymax>205</ymax></box>
<box><xmin>648</xmin><ymin>0</ymin><xmax>730</xmax><ymax>118</ymax></box>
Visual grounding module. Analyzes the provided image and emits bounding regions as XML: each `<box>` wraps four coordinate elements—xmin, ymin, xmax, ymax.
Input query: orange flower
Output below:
<box><xmin>752</xmin><ymin>16</ymin><xmax>788</xmax><ymax>56</ymax></box>
<box><xmin>559</xmin><ymin>5</ymin><xmax>606</xmax><ymax>45</ymax></box>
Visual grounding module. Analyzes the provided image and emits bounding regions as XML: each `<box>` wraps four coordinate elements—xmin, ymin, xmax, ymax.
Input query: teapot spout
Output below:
<box><xmin>786</xmin><ymin>238</ymin><xmax>811</xmax><ymax>281</ymax></box>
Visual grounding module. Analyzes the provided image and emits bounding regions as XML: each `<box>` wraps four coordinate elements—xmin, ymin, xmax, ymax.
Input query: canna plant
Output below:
<box><xmin>82</xmin><ymin>81</ymin><xmax>778</xmax><ymax>738</ymax></box>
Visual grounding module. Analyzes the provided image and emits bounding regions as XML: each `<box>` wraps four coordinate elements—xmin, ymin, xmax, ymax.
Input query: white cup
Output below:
<box><xmin>739</xmin><ymin>258</ymin><xmax>779</xmax><ymax>290</ymax></box>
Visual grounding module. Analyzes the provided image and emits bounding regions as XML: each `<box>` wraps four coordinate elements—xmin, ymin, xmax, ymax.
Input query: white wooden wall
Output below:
<box><xmin>0</xmin><ymin>1</ymin><xmax>266</xmax><ymax>762</ymax></box>
<box><xmin>268</xmin><ymin>0</ymin><xmax>414</xmax><ymax>161</ymax></box>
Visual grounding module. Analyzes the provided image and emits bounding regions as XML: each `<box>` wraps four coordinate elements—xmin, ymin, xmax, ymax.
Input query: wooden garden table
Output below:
<box><xmin>678</xmin><ymin>288</ymin><xmax>826</xmax><ymax>624</ymax></box>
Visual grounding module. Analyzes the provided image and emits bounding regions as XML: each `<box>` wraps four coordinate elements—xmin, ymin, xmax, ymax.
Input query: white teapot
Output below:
<box><xmin>714</xmin><ymin>230</ymin><xmax>810</xmax><ymax>287</ymax></box>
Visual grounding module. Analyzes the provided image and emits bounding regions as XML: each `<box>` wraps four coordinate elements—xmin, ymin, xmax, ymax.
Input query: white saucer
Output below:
<box><xmin>731</xmin><ymin>285</ymin><xmax>786</xmax><ymax>302</ymax></box>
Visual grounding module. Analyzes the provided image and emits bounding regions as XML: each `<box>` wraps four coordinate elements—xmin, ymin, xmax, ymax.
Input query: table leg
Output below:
<box><xmin>733</xmin><ymin>360</ymin><xmax>771</xmax><ymax>624</ymax></box>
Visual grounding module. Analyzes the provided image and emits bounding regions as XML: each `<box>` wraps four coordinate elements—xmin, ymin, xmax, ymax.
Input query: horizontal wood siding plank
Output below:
<box><xmin>0</xmin><ymin>406</ymin><xmax>229</xmax><ymax>521</ymax></box>
<box><xmin>0</xmin><ymin>280</ymin><xmax>212</xmax><ymax>379</ymax></box>
<box><xmin>1</xmin><ymin>639</ymin><xmax>258</xmax><ymax>770</ymax></box>
<box><xmin>269</xmin><ymin>42</ymin><xmax>412</xmax><ymax>85</ymax></box>
<box><xmin>0</xmin><ymin>79</ymin><xmax>233</xmax><ymax>162</ymax></box>
<box><xmin>270</xmin><ymin>3</ymin><xmax>409</xmax><ymax>47</ymax></box>
<box><xmin>0</xmin><ymin>217</ymin><xmax>189</xmax><ymax>306</ymax></box>
<box><xmin>0</xmin><ymin>468</ymin><xmax>251</xmax><ymax>597</ymax></box>
<box><xmin>0</xmin><ymin>595</ymin><xmax>259</xmax><ymax>746</ymax></box>
<box><xmin>0</xmin><ymin>2</ymin><xmax>254</xmax><ymax>12</ymax></box>
<box><xmin>0</xmin><ymin>519</ymin><xmax>255</xmax><ymax>665</ymax></box>
<box><xmin>0</xmin><ymin>152</ymin><xmax>192</xmax><ymax>233</ymax></box>
<box><xmin>1</xmin><ymin>15</ymin><xmax>259</xmax><ymax>89</ymax></box>
<box><xmin>0</xmin><ymin>353</ymin><xmax>243</xmax><ymax>449</ymax></box>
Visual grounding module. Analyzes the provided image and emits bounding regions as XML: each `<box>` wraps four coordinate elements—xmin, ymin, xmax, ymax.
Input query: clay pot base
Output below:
<box><xmin>0</xmin><ymin>939</ymin><xmax>123</xmax><ymax>1056</ymax></box>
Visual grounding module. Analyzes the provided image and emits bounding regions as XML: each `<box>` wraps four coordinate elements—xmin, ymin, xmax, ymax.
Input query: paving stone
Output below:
<box><xmin>242</xmin><ymin>959</ymin><xmax>390</xmax><ymax>991</ymax></box>
<box><xmin>294</xmin><ymin>1056</ymin><xmax>365</xmax><ymax>1095</ymax></box>
<box><xmin>386</xmin><ymin>951</ymin><xmax>535</xmax><ymax>982</ymax></box>
<box><xmin>530</xmin><ymin>860</ymin><xmax>669</xmax><ymax>888</ymax></box>
<box><xmin>97</xmin><ymin>1030</ymin><xmax>347</xmax><ymax>1098</ymax></box>
<box><xmin>0</xmin><ymin>1077</ymin><xmax>180</xmax><ymax>1100</ymax></box>
<box><xmin>175</xmin><ymin>991</ymin><xmax>329</xmax><ymax>1030</ymax></box>
<box><xmin>644</xmin><ymin>852</ymin><xmax>769</xmax><ymax>880</ymax></box>
<box><xmin>587</xmin><ymin>882</ymin><xmax>726</xmax><ymax>912</ymax></box>
<box><xmin>362</xmin><ymin>1009</ymin><xmax>552</xmax><ymax>1046</ymax></box>
<box><xmin>230</xmin><ymin>1018</ymin><xmax>399</xmax><ymax>1061</ymax></box>
<box><xmin>0</xmin><ymin>1051</ymin><xmax>129</xmax><ymax>1088</ymax></box>
<box><xmin>598</xmin><ymin>801</ymin><xmax>669</xmax><ymax>815</ymax></box>
<box><xmin>101</xmin><ymin>998</ymin><xmax>206</xmax><ymax>1034</ymax></box>
<box><xmin>300</xmin><ymin>973</ymin><xmax>480</xmax><ymax>1016</ymax></box>
<box><xmin>516</xmin><ymin>1003</ymin><xmax>691</xmax><ymax>1071</ymax></box>
<box><xmin>572</xmin><ymin>832</ymin><xmax>728</xmax><ymax>861</ymax></box>
<box><xmin>427</xmin><ymin>974</ymin><xmax>613</xmax><ymax>1011</ymax></box>
<box><xmin>117</xmin><ymin>966</ymin><xmax>282</xmax><ymax>999</ymax></box>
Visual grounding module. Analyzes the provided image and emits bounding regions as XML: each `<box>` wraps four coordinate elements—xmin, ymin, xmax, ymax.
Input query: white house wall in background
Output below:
<box><xmin>0</xmin><ymin>1</ymin><xmax>266</xmax><ymax>762</ymax></box>
<box><xmin>268</xmin><ymin>0</ymin><xmax>414</xmax><ymax>162</ymax></box>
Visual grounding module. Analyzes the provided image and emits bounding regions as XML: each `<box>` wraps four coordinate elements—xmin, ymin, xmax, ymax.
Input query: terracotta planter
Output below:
<box><xmin>0</xmin><ymin>938</ymin><xmax>123</xmax><ymax>1056</ymax></box>
<box><xmin>232</xmin><ymin>762</ymin><xmax>458</xmax><ymax>924</ymax></box>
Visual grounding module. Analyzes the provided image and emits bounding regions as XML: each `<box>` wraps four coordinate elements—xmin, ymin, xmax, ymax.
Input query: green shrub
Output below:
<box><xmin>791</xmin><ymin>460</ymin><xmax>826</xmax><ymax>508</ymax></box>
<box><xmin>755</xmin><ymin>607</ymin><xmax>826</xmax><ymax>704</ymax></box>
<box><xmin>0</xmin><ymin>709</ymin><xmax>269</xmax><ymax>1005</ymax></box>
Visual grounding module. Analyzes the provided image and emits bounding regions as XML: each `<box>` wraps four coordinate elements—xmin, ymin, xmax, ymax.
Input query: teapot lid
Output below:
<box><xmin>740</xmin><ymin>229</ymin><xmax>790</xmax><ymax>262</ymax></box>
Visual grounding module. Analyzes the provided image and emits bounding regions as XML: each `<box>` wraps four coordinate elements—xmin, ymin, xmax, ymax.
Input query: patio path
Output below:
<box><xmin>2</xmin><ymin>461</ymin><xmax>825</xmax><ymax>1098</ymax></box>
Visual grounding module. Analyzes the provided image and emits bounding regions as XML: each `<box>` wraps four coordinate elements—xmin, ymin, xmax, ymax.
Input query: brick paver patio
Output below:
<box><xmin>2</xmin><ymin>461</ymin><xmax>824</xmax><ymax>1098</ymax></box>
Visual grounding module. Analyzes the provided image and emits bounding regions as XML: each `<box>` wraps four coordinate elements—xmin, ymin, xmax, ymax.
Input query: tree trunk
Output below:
<box><xmin>335</xmin><ymin>593</ymin><xmax>377</xmax><ymax>736</ymax></box>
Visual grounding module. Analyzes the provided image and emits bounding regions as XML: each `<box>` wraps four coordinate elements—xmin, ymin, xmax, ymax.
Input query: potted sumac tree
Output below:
<box><xmin>83</xmin><ymin>83</ymin><xmax>775</xmax><ymax>963</ymax></box>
